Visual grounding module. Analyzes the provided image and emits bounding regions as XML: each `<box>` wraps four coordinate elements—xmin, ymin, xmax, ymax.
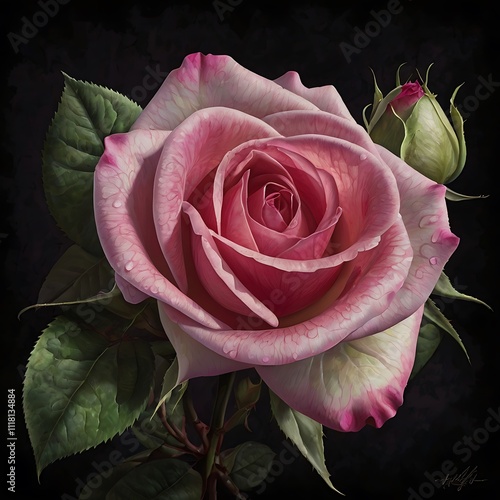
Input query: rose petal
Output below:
<box><xmin>153</xmin><ymin>106</ymin><xmax>280</xmax><ymax>291</ymax></box>
<box><xmin>347</xmin><ymin>146</ymin><xmax>459</xmax><ymax>340</ymax></box>
<box><xmin>258</xmin><ymin>306</ymin><xmax>423</xmax><ymax>432</ymax></box>
<box><xmin>210</xmin><ymin>134</ymin><xmax>400</xmax><ymax>273</ymax></box>
<box><xmin>94</xmin><ymin>129</ymin><xmax>225</xmax><ymax>330</ymax></box>
<box><xmin>171</xmin><ymin>218</ymin><xmax>412</xmax><ymax>365</ymax></box>
<box><xmin>263</xmin><ymin>109</ymin><xmax>382</xmax><ymax>160</ymax></box>
<box><xmin>158</xmin><ymin>303</ymin><xmax>250</xmax><ymax>383</ymax></box>
<box><xmin>184</xmin><ymin>201</ymin><xmax>280</xmax><ymax>327</ymax></box>
<box><xmin>274</xmin><ymin>71</ymin><xmax>355</xmax><ymax>122</ymax></box>
<box><xmin>131</xmin><ymin>53</ymin><xmax>319</xmax><ymax>131</ymax></box>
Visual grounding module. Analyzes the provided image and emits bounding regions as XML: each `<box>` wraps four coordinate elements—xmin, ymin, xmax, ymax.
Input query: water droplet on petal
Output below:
<box><xmin>419</xmin><ymin>214</ymin><xmax>439</xmax><ymax>228</ymax></box>
<box><xmin>112</xmin><ymin>200</ymin><xmax>122</xmax><ymax>208</ymax></box>
<box><xmin>124</xmin><ymin>261</ymin><xmax>135</xmax><ymax>271</ymax></box>
<box><xmin>415</xmin><ymin>266</ymin><xmax>425</xmax><ymax>279</ymax></box>
<box><xmin>292</xmin><ymin>353</ymin><xmax>298</xmax><ymax>360</ymax></box>
<box><xmin>360</xmin><ymin>153</ymin><xmax>367</xmax><ymax>161</ymax></box>
<box><xmin>229</xmin><ymin>351</ymin><xmax>237</xmax><ymax>359</ymax></box>
<box><xmin>429</xmin><ymin>256</ymin><xmax>438</xmax><ymax>265</ymax></box>
<box><xmin>262</xmin><ymin>356</ymin><xmax>270</xmax><ymax>363</ymax></box>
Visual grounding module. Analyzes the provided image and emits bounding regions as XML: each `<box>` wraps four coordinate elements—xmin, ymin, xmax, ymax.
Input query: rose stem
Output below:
<box><xmin>184</xmin><ymin>388</ymin><xmax>210</xmax><ymax>452</ymax></box>
<box><xmin>202</xmin><ymin>372</ymin><xmax>236</xmax><ymax>493</ymax></box>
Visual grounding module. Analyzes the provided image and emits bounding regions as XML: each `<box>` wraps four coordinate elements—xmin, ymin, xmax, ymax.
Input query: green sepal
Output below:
<box><xmin>445</xmin><ymin>187</ymin><xmax>489</xmax><ymax>202</ymax></box>
<box><xmin>410</xmin><ymin>323</ymin><xmax>443</xmax><ymax>379</ymax></box>
<box><xmin>432</xmin><ymin>272</ymin><xmax>492</xmax><ymax>310</ymax></box>
<box><xmin>23</xmin><ymin>316</ymin><xmax>155</xmax><ymax>478</ymax></box>
<box><xmin>446</xmin><ymin>83</ymin><xmax>467</xmax><ymax>183</ymax></box>
<box><xmin>225</xmin><ymin>377</ymin><xmax>262</xmax><ymax>432</ymax></box>
<box><xmin>423</xmin><ymin>299</ymin><xmax>470</xmax><ymax>363</ymax></box>
<box><xmin>42</xmin><ymin>73</ymin><xmax>142</xmax><ymax>256</ymax></box>
<box><xmin>269</xmin><ymin>390</ymin><xmax>343</xmax><ymax>495</ymax></box>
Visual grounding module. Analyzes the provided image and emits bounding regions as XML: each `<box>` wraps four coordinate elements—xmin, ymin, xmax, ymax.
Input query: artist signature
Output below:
<box><xmin>439</xmin><ymin>466</ymin><xmax>487</xmax><ymax>491</ymax></box>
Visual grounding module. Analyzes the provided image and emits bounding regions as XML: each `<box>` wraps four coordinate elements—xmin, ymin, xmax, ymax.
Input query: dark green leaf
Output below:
<box><xmin>42</xmin><ymin>74</ymin><xmax>142</xmax><ymax>255</ymax></box>
<box><xmin>423</xmin><ymin>299</ymin><xmax>470</xmax><ymax>362</ymax></box>
<box><xmin>269</xmin><ymin>390</ymin><xmax>342</xmax><ymax>494</ymax></box>
<box><xmin>227</xmin><ymin>441</ymin><xmax>275</xmax><ymax>491</ymax></box>
<box><xmin>78</xmin><ymin>461</ymin><xmax>140</xmax><ymax>500</ymax></box>
<box><xmin>105</xmin><ymin>459</ymin><xmax>202</xmax><ymax>499</ymax></box>
<box><xmin>23</xmin><ymin>316</ymin><xmax>155</xmax><ymax>477</ymax></box>
<box><xmin>410</xmin><ymin>324</ymin><xmax>443</xmax><ymax>379</ymax></box>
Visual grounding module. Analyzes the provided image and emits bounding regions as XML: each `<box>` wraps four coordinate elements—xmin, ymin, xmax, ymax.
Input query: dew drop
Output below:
<box><xmin>415</xmin><ymin>267</ymin><xmax>425</xmax><ymax>279</ymax></box>
<box><xmin>229</xmin><ymin>351</ymin><xmax>237</xmax><ymax>359</ymax></box>
<box><xmin>124</xmin><ymin>261</ymin><xmax>135</xmax><ymax>272</ymax></box>
<box><xmin>112</xmin><ymin>200</ymin><xmax>122</xmax><ymax>208</ymax></box>
<box><xmin>429</xmin><ymin>256</ymin><xmax>438</xmax><ymax>265</ymax></box>
<box><xmin>262</xmin><ymin>356</ymin><xmax>270</xmax><ymax>363</ymax></box>
<box><xmin>292</xmin><ymin>353</ymin><xmax>298</xmax><ymax>360</ymax></box>
<box><xmin>419</xmin><ymin>214</ymin><xmax>439</xmax><ymax>228</ymax></box>
<box><xmin>360</xmin><ymin>153</ymin><xmax>367</xmax><ymax>161</ymax></box>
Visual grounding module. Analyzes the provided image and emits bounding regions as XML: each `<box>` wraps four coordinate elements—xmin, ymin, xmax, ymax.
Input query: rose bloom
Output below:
<box><xmin>94</xmin><ymin>53</ymin><xmax>458</xmax><ymax>432</ymax></box>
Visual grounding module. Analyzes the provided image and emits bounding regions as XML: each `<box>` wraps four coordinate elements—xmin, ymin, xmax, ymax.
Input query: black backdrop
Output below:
<box><xmin>1</xmin><ymin>1</ymin><xmax>499</xmax><ymax>499</ymax></box>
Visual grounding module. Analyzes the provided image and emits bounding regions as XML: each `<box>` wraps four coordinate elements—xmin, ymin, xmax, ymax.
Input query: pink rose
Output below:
<box><xmin>390</xmin><ymin>81</ymin><xmax>425</xmax><ymax>117</ymax></box>
<box><xmin>94</xmin><ymin>53</ymin><xmax>459</xmax><ymax>432</ymax></box>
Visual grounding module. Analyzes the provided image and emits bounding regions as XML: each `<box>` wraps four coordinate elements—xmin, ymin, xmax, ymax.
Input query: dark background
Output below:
<box><xmin>1</xmin><ymin>0</ymin><xmax>499</xmax><ymax>499</ymax></box>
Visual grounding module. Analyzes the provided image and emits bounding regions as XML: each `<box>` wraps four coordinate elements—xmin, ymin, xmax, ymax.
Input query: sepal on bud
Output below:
<box><xmin>365</xmin><ymin>64</ymin><xmax>467</xmax><ymax>184</ymax></box>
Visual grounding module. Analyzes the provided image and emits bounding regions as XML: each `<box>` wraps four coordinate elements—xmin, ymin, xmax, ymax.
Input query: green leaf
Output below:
<box><xmin>18</xmin><ymin>245</ymin><xmax>116</xmax><ymax>317</ymax></box>
<box><xmin>432</xmin><ymin>272</ymin><xmax>492</xmax><ymax>310</ymax></box>
<box><xmin>38</xmin><ymin>245</ymin><xmax>114</xmax><ymax>303</ymax></box>
<box><xmin>410</xmin><ymin>324</ymin><xmax>443</xmax><ymax>379</ymax></box>
<box><xmin>132</xmin><ymin>402</ymin><xmax>185</xmax><ymax>455</ymax></box>
<box><xmin>269</xmin><ymin>390</ymin><xmax>343</xmax><ymax>495</ymax></box>
<box><xmin>78</xmin><ymin>461</ymin><xmax>141</xmax><ymax>500</ymax></box>
<box><xmin>23</xmin><ymin>316</ymin><xmax>155</xmax><ymax>477</ymax></box>
<box><xmin>226</xmin><ymin>441</ymin><xmax>275</xmax><ymax>491</ymax></box>
<box><xmin>445</xmin><ymin>187</ymin><xmax>489</xmax><ymax>201</ymax></box>
<box><xmin>423</xmin><ymin>299</ymin><xmax>470</xmax><ymax>363</ymax></box>
<box><xmin>105</xmin><ymin>458</ymin><xmax>202</xmax><ymax>499</ymax></box>
<box><xmin>42</xmin><ymin>73</ymin><xmax>142</xmax><ymax>256</ymax></box>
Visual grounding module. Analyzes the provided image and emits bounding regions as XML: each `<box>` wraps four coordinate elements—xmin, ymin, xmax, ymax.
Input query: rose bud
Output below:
<box><xmin>364</xmin><ymin>65</ymin><xmax>466</xmax><ymax>184</ymax></box>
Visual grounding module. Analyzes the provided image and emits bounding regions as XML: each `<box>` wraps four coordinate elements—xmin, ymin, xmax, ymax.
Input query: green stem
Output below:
<box><xmin>203</xmin><ymin>372</ymin><xmax>236</xmax><ymax>485</ymax></box>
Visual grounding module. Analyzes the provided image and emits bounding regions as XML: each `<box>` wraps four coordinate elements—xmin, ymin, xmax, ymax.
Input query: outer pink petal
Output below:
<box><xmin>158</xmin><ymin>303</ymin><xmax>250</xmax><ymax>383</ymax></box>
<box><xmin>169</xmin><ymin>218</ymin><xmax>412</xmax><ymax>365</ymax></box>
<box><xmin>263</xmin><ymin>110</ymin><xmax>382</xmax><ymax>159</ymax></box>
<box><xmin>94</xmin><ymin>129</ymin><xmax>225</xmax><ymax>330</ymax></box>
<box><xmin>258</xmin><ymin>306</ymin><xmax>423</xmax><ymax>432</ymax></box>
<box><xmin>347</xmin><ymin>146</ymin><xmax>460</xmax><ymax>340</ymax></box>
<box><xmin>153</xmin><ymin>106</ymin><xmax>280</xmax><ymax>291</ymax></box>
<box><xmin>131</xmin><ymin>53</ymin><xmax>319</xmax><ymax>131</ymax></box>
<box><xmin>274</xmin><ymin>72</ymin><xmax>355</xmax><ymax>122</ymax></box>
